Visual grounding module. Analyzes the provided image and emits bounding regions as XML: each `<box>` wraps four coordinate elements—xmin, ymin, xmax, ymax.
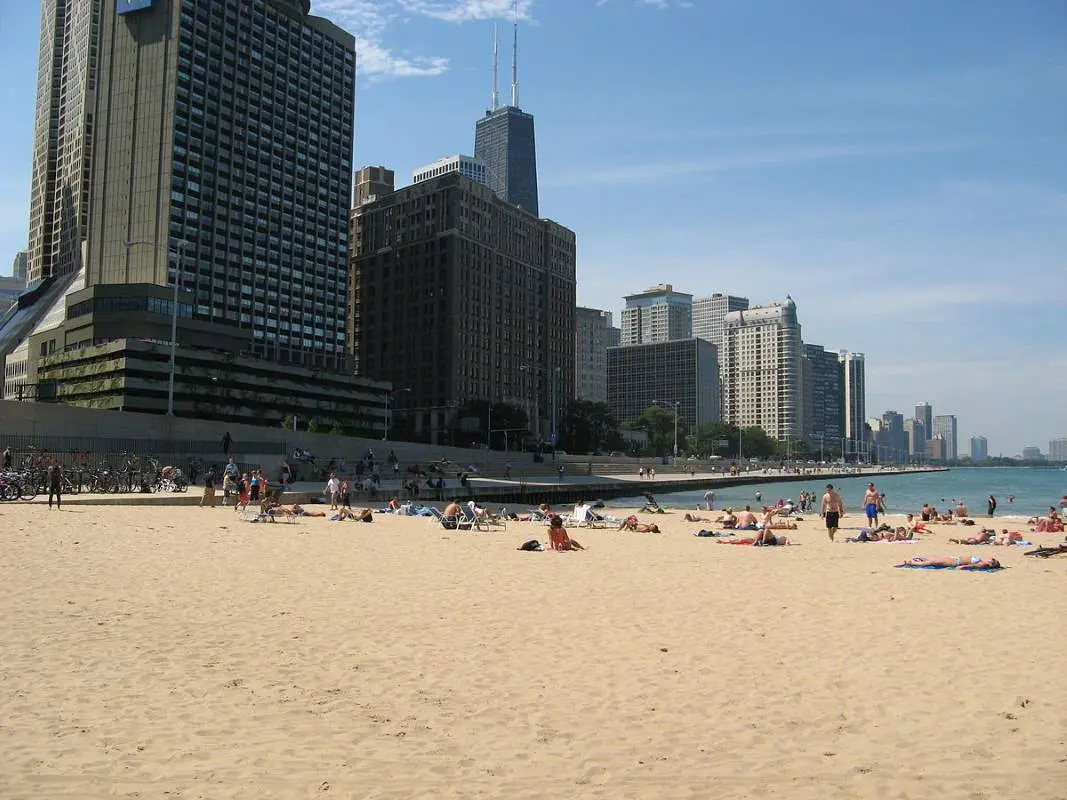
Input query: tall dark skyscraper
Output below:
<box><xmin>87</xmin><ymin>0</ymin><xmax>355</xmax><ymax>370</ymax></box>
<box><xmin>473</xmin><ymin>19</ymin><xmax>538</xmax><ymax>216</ymax></box>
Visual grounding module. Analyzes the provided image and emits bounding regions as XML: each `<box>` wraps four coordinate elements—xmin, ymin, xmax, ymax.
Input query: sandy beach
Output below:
<box><xmin>1</xmin><ymin>500</ymin><xmax>1066</xmax><ymax>799</ymax></box>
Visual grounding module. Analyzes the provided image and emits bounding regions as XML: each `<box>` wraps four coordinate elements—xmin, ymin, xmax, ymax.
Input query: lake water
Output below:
<box><xmin>609</xmin><ymin>467</ymin><xmax>1067</xmax><ymax>519</ymax></box>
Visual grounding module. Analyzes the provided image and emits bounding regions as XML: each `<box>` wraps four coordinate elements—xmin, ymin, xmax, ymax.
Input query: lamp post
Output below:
<box><xmin>124</xmin><ymin>238</ymin><xmax>189</xmax><ymax>416</ymax></box>
<box><xmin>520</xmin><ymin>364</ymin><xmax>541</xmax><ymax>446</ymax></box>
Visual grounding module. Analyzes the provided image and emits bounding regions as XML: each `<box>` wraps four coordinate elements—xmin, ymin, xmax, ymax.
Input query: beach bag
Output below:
<box><xmin>518</xmin><ymin>540</ymin><xmax>543</xmax><ymax>551</ymax></box>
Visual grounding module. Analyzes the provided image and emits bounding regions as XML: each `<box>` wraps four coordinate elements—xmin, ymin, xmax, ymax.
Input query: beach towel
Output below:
<box><xmin>694</xmin><ymin>530</ymin><xmax>731</xmax><ymax>538</ymax></box>
<box><xmin>894</xmin><ymin>564</ymin><xmax>1004</xmax><ymax>572</ymax></box>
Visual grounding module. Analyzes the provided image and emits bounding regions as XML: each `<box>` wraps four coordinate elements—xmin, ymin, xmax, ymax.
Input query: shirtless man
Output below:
<box><xmin>821</xmin><ymin>483</ymin><xmax>846</xmax><ymax>542</ymax></box>
<box><xmin>862</xmin><ymin>482</ymin><xmax>880</xmax><ymax>528</ymax></box>
<box><xmin>734</xmin><ymin>505</ymin><xmax>758</xmax><ymax>530</ymax></box>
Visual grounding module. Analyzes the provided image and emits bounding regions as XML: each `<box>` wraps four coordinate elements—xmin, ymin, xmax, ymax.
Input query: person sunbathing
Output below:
<box><xmin>442</xmin><ymin>500</ymin><xmax>462</xmax><ymax>518</ymax></box>
<box><xmin>684</xmin><ymin>512</ymin><xmax>708</xmax><ymax>522</ymax></box>
<box><xmin>905</xmin><ymin>514</ymin><xmax>927</xmax><ymax>534</ymax></box>
<box><xmin>716</xmin><ymin>530</ymin><xmax>790</xmax><ymax>546</ymax></box>
<box><xmin>847</xmin><ymin>527</ymin><xmax>912</xmax><ymax>542</ymax></box>
<box><xmin>547</xmin><ymin>515</ymin><xmax>585</xmax><ymax>551</ymax></box>
<box><xmin>734</xmin><ymin>506</ymin><xmax>758</xmax><ymax>530</ymax></box>
<box><xmin>898</xmin><ymin>555</ymin><xmax>1001</xmax><ymax>569</ymax></box>
<box><xmin>387</xmin><ymin>497</ymin><xmax>401</xmax><ymax>511</ymax></box>
<box><xmin>332</xmin><ymin>507</ymin><xmax>373</xmax><ymax>522</ymax></box>
<box><xmin>714</xmin><ymin>508</ymin><xmax>738</xmax><ymax>528</ymax></box>
<box><xmin>617</xmin><ymin>515</ymin><xmax>661</xmax><ymax>533</ymax></box>
<box><xmin>949</xmin><ymin>530</ymin><xmax>994</xmax><ymax>545</ymax></box>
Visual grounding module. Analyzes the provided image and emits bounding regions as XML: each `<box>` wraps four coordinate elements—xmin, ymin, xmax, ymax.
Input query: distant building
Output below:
<box><xmin>606</xmin><ymin>339</ymin><xmax>720</xmax><ymax>432</ymax></box>
<box><xmin>354</xmin><ymin>166</ymin><xmax>395</xmax><ymax>207</ymax></box>
<box><xmin>877</xmin><ymin>410</ymin><xmax>906</xmax><ymax>462</ymax></box>
<box><xmin>574</xmin><ymin>307</ymin><xmax>613</xmax><ymax>403</ymax></box>
<box><xmin>606</xmin><ymin>325</ymin><xmax>620</xmax><ymax>348</ymax></box>
<box><xmin>970</xmin><ymin>435</ymin><xmax>989</xmax><ymax>462</ymax></box>
<box><xmin>1049</xmin><ymin>438</ymin><xmax>1067</xmax><ymax>463</ymax></box>
<box><xmin>1021</xmin><ymin>446</ymin><xmax>1044</xmax><ymax>461</ymax></box>
<box><xmin>475</xmin><ymin>106</ymin><xmax>539</xmax><ymax>216</ymax></box>
<box><xmin>929</xmin><ymin>435</ymin><xmax>947</xmax><ymax>461</ymax></box>
<box><xmin>840</xmin><ymin>351</ymin><xmax>866</xmax><ymax>451</ymax></box>
<box><xmin>932</xmin><ymin>415</ymin><xmax>958</xmax><ymax>460</ymax></box>
<box><xmin>620</xmin><ymin>284</ymin><xmax>692</xmax><ymax>346</ymax></box>
<box><xmin>413</xmin><ymin>154</ymin><xmax>487</xmax><ymax>187</ymax></box>
<box><xmin>350</xmin><ymin>172</ymin><xmax>575</xmax><ymax>444</ymax></box>
<box><xmin>904</xmin><ymin>418</ymin><xmax>925</xmax><ymax>461</ymax></box>
<box><xmin>802</xmin><ymin>343</ymin><xmax>844</xmax><ymax>450</ymax></box>
<box><xmin>721</xmin><ymin>298</ymin><xmax>803</xmax><ymax>441</ymax></box>
<box><xmin>12</xmin><ymin>251</ymin><xmax>28</xmax><ymax>283</ymax></box>
<box><xmin>0</xmin><ymin>266</ymin><xmax>27</xmax><ymax>314</ymax></box>
<box><xmin>692</xmin><ymin>293</ymin><xmax>748</xmax><ymax>351</ymax></box>
<box><xmin>915</xmin><ymin>402</ymin><xmax>933</xmax><ymax>442</ymax></box>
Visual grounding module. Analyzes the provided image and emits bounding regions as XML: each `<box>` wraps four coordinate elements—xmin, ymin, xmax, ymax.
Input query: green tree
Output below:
<box><xmin>629</xmin><ymin>405</ymin><xmax>684</xmax><ymax>456</ymax></box>
<box><xmin>558</xmin><ymin>401</ymin><xmax>621</xmax><ymax>454</ymax></box>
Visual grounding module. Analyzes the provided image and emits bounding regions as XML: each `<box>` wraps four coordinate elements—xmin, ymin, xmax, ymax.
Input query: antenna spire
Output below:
<box><xmin>491</xmin><ymin>24</ymin><xmax>499</xmax><ymax>110</ymax></box>
<box><xmin>510</xmin><ymin>0</ymin><xmax>519</xmax><ymax>107</ymax></box>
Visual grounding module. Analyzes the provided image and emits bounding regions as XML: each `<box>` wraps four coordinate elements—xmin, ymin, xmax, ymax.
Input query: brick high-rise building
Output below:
<box><xmin>349</xmin><ymin>172</ymin><xmax>575</xmax><ymax>444</ymax></box>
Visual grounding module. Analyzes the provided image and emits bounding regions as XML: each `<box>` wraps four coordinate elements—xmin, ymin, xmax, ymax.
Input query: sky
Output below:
<box><xmin>0</xmin><ymin>0</ymin><xmax>1064</xmax><ymax>455</ymax></box>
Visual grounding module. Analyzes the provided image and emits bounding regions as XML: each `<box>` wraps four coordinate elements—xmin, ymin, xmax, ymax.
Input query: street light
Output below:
<box><xmin>653</xmin><ymin>399</ymin><xmax>680</xmax><ymax>462</ymax></box>
<box><xmin>125</xmin><ymin>238</ymin><xmax>190</xmax><ymax>416</ymax></box>
<box><xmin>519</xmin><ymin>364</ymin><xmax>541</xmax><ymax>445</ymax></box>
<box><xmin>383</xmin><ymin>387</ymin><xmax>411</xmax><ymax>441</ymax></box>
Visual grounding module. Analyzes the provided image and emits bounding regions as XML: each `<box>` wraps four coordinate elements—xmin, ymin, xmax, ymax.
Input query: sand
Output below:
<box><xmin>1</xmin><ymin>500</ymin><xmax>1066</xmax><ymax>799</ymax></box>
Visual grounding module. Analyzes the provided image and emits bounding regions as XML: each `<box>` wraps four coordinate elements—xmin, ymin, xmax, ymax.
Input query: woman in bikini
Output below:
<box><xmin>547</xmin><ymin>515</ymin><xmax>585</xmax><ymax>551</ymax></box>
<box><xmin>899</xmin><ymin>555</ymin><xmax>1000</xmax><ymax>569</ymax></box>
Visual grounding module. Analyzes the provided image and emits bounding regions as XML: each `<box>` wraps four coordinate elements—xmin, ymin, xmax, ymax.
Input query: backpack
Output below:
<box><xmin>518</xmin><ymin>540</ymin><xmax>543</xmax><ymax>552</ymax></box>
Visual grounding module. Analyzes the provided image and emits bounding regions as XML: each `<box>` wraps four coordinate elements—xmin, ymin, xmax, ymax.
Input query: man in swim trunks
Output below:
<box><xmin>821</xmin><ymin>483</ymin><xmax>846</xmax><ymax>542</ymax></box>
<box><xmin>863</xmin><ymin>482</ymin><xmax>880</xmax><ymax>528</ymax></box>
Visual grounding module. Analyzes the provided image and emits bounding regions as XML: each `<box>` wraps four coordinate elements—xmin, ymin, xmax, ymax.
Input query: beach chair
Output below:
<box><xmin>430</xmin><ymin>507</ymin><xmax>473</xmax><ymax>531</ymax></box>
<box><xmin>569</xmin><ymin>504</ymin><xmax>606</xmax><ymax>528</ymax></box>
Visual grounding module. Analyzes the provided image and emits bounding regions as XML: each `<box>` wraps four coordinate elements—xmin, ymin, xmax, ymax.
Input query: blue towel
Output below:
<box><xmin>895</xmin><ymin>564</ymin><xmax>1003</xmax><ymax>571</ymax></box>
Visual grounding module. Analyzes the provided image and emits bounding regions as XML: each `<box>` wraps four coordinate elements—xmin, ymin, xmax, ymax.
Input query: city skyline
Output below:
<box><xmin>0</xmin><ymin>1</ymin><xmax>1063</xmax><ymax>451</ymax></box>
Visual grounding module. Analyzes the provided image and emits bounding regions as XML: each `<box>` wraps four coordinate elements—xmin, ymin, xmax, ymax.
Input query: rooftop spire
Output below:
<box><xmin>491</xmin><ymin>24</ymin><xmax>499</xmax><ymax>110</ymax></box>
<box><xmin>510</xmin><ymin>0</ymin><xmax>519</xmax><ymax>107</ymax></box>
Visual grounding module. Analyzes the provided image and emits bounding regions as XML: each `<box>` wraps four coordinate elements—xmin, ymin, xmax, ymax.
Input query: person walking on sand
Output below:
<box><xmin>47</xmin><ymin>458</ymin><xmax>64</xmax><ymax>510</ymax></box>
<box><xmin>821</xmin><ymin>483</ymin><xmax>846</xmax><ymax>542</ymax></box>
<box><xmin>200</xmin><ymin>466</ymin><xmax>217</xmax><ymax>508</ymax></box>
<box><xmin>863</xmin><ymin>482</ymin><xmax>880</xmax><ymax>528</ymax></box>
<box><xmin>325</xmin><ymin>473</ymin><xmax>341</xmax><ymax>510</ymax></box>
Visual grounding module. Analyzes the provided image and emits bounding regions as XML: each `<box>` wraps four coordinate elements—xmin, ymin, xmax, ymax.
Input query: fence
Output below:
<box><xmin>0</xmin><ymin>433</ymin><xmax>290</xmax><ymax>464</ymax></box>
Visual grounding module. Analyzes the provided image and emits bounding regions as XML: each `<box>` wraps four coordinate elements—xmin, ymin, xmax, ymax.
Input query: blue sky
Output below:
<box><xmin>1</xmin><ymin>0</ymin><xmax>1064</xmax><ymax>455</ymax></box>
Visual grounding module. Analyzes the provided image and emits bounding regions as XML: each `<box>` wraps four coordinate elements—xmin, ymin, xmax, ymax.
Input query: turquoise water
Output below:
<box><xmin>611</xmin><ymin>468</ymin><xmax>1067</xmax><ymax>519</ymax></box>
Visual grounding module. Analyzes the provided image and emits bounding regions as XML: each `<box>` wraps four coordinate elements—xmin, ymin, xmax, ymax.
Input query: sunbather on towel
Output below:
<box><xmin>684</xmin><ymin>512</ymin><xmax>709</xmax><ymax>522</ymax></box>
<box><xmin>898</xmin><ymin>555</ymin><xmax>1000</xmax><ymax>569</ymax></box>
<box><xmin>949</xmin><ymin>530</ymin><xmax>994</xmax><ymax>545</ymax></box>
<box><xmin>617</xmin><ymin>515</ymin><xmax>661</xmax><ymax>533</ymax></box>
<box><xmin>717</xmin><ymin>530</ymin><xmax>790</xmax><ymax>546</ymax></box>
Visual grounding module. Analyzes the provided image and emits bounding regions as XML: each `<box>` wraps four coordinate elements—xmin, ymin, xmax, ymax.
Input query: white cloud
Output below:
<box><xmin>313</xmin><ymin>0</ymin><xmax>532</xmax><ymax>80</ymax></box>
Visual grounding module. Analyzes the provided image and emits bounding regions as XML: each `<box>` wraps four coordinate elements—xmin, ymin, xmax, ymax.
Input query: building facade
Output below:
<box><xmin>931</xmin><ymin>414</ymin><xmax>958</xmax><ymax>460</ymax></box>
<box><xmin>876</xmin><ymin>410</ymin><xmax>907</xmax><ymax>462</ymax></box>
<box><xmin>26</xmin><ymin>0</ymin><xmax>99</xmax><ymax>285</ymax></box>
<box><xmin>1021</xmin><ymin>446</ymin><xmax>1043</xmax><ymax>461</ymax></box>
<box><xmin>1049</xmin><ymin>438</ymin><xmax>1067</xmax><ymax>463</ymax></box>
<box><xmin>413</xmin><ymin>154</ymin><xmax>487</xmax><ymax>187</ymax></box>
<box><xmin>692</xmin><ymin>293</ymin><xmax>749</xmax><ymax>351</ymax></box>
<box><xmin>802</xmin><ymin>343</ymin><xmax>844</xmax><ymax>450</ymax></box>
<box><xmin>474</xmin><ymin>106</ymin><xmax>538</xmax><ymax>216</ymax></box>
<box><xmin>620</xmin><ymin>284</ymin><xmax>692</xmax><ymax>346</ymax></box>
<box><xmin>904</xmin><ymin>418</ymin><xmax>925</xmax><ymax>461</ymax></box>
<box><xmin>354</xmin><ymin>165</ymin><xmax>394</xmax><ymax>207</ymax></box>
<box><xmin>721</xmin><ymin>298</ymin><xmax>803</xmax><ymax>440</ymax></box>
<box><xmin>349</xmin><ymin>172</ymin><xmax>575</xmax><ymax>444</ymax></box>
<box><xmin>970</xmin><ymin>435</ymin><xmax>989</xmax><ymax>462</ymax></box>
<box><xmin>840</xmin><ymin>351</ymin><xmax>866</xmax><ymax>449</ymax></box>
<box><xmin>574</xmin><ymin>307</ymin><xmax>613</xmax><ymax>403</ymax></box>
<box><xmin>606</xmin><ymin>339</ymin><xmax>720</xmax><ymax>431</ymax></box>
<box><xmin>12</xmin><ymin>252</ymin><xmax>29</xmax><ymax>283</ymax></box>
<box><xmin>87</xmin><ymin>0</ymin><xmax>355</xmax><ymax>371</ymax></box>
<box><xmin>915</xmin><ymin>402</ymin><xmax>933</xmax><ymax>443</ymax></box>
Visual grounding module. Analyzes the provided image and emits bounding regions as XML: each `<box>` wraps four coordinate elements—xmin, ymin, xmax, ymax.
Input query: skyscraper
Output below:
<box><xmin>970</xmin><ymin>435</ymin><xmax>988</xmax><ymax>462</ymax></box>
<box><xmin>87</xmin><ymin>0</ymin><xmax>355</xmax><ymax>370</ymax></box>
<box><xmin>904</xmin><ymin>418</ymin><xmax>925</xmax><ymax>461</ymax></box>
<box><xmin>721</xmin><ymin>297</ymin><xmax>803</xmax><ymax>440</ymax></box>
<box><xmin>607</xmin><ymin>339</ymin><xmax>720</xmax><ymax>430</ymax></box>
<box><xmin>413</xmin><ymin>155</ymin><xmax>487</xmax><ymax>188</ymax></box>
<box><xmin>692</xmin><ymin>293</ymin><xmax>749</xmax><ymax>351</ymax></box>
<box><xmin>841</xmin><ymin>351</ymin><xmax>866</xmax><ymax>448</ymax></box>
<box><xmin>574</xmin><ymin>307</ymin><xmax>613</xmax><ymax>403</ymax></box>
<box><xmin>354</xmin><ymin>166</ymin><xmax>395</xmax><ymax>208</ymax></box>
<box><xmin>26</xmin><ymin>0</ymin><xmax>99</xmax><ymax>284</ymax></box>
<box><xmin>620</xmin><ymin>284</ymin><xmax>692</xmax><ymax>345</ymax></box>
<box><xmin>350</xmin><ymin>172</ymin><xmax>575</xmax><ymax>444</ymax></box>
<box><xmin>932</xmin><ymin>415</ymin><xmax>958</xmax><ymax>460</ymax></box>
<box><xmin>802</xmin><ymin>343</ymin><xmax>844</xmax><ymax>449</ymax></box>
<box><xmin>12</xmin><ymin>252</ymin><xmax>29</xmax><ymax>283</ymax></box>
<box><xmin>1048</xmin><ymin>438</ymin><xmax>1067</xmax><ymax>463</ymax></box>
<box><xmin>473</xmin><ymin>21</ymin><xmax>538</xmax><ymax>215</ymax></box>
<box><xmin>915</xmin><ymin>402</ymin><xmax>933</xmax><ymax>442</ymax></box>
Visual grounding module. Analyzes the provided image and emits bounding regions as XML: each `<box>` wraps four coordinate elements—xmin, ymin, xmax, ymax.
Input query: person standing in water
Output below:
<box><xmin>987</xmin><ymin>495</ymin><xmax>997</xmax><ymax>517</ymax></box>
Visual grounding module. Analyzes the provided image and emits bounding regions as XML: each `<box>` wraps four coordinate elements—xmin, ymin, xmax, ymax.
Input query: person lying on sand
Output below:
<box><xmin>547</xmin><ymin>515</ymin><xmax>585</xmax><ymax>551</ymax></box>
<box><xmin>684</xmin><ymin>512</ymin><xmax>708</xmax><ymax>522</ymax></box>
<box><xmin>898</xmin><ymin>555</ymin><xmax>1000</xmax><ymax>569</ymax></box>
<box><xmin>617</xmin><ymin>515</ymin><xmax>661</xmax><ymax>533</ymax></box>
<box><xmin>716</xmin><ymin>531</ymin><xmax>790</xmax><ymax>546</ymax></box>
<box><xmin>759</xmin><ymin>507</ymin><xmax>797</xmax><ymax>531</ymax></box>
<box><xmin>949</xmin><ymin>530</ymin><xmax>995</xmax><ymax>545</ymax></box>
<box><xmin>331</xmin><ymin>508</ymin><xmax>373</xmax><ymax>522</ymax></box>
<box><xmin>716</xmin><ymin>508</ymin><xmax>738</xmax><ymax>528</ymax></box>
<box><xmin>847</xmin><ymin>527</ymin><xmax>913</xmax><ymax>542</ymax></box>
